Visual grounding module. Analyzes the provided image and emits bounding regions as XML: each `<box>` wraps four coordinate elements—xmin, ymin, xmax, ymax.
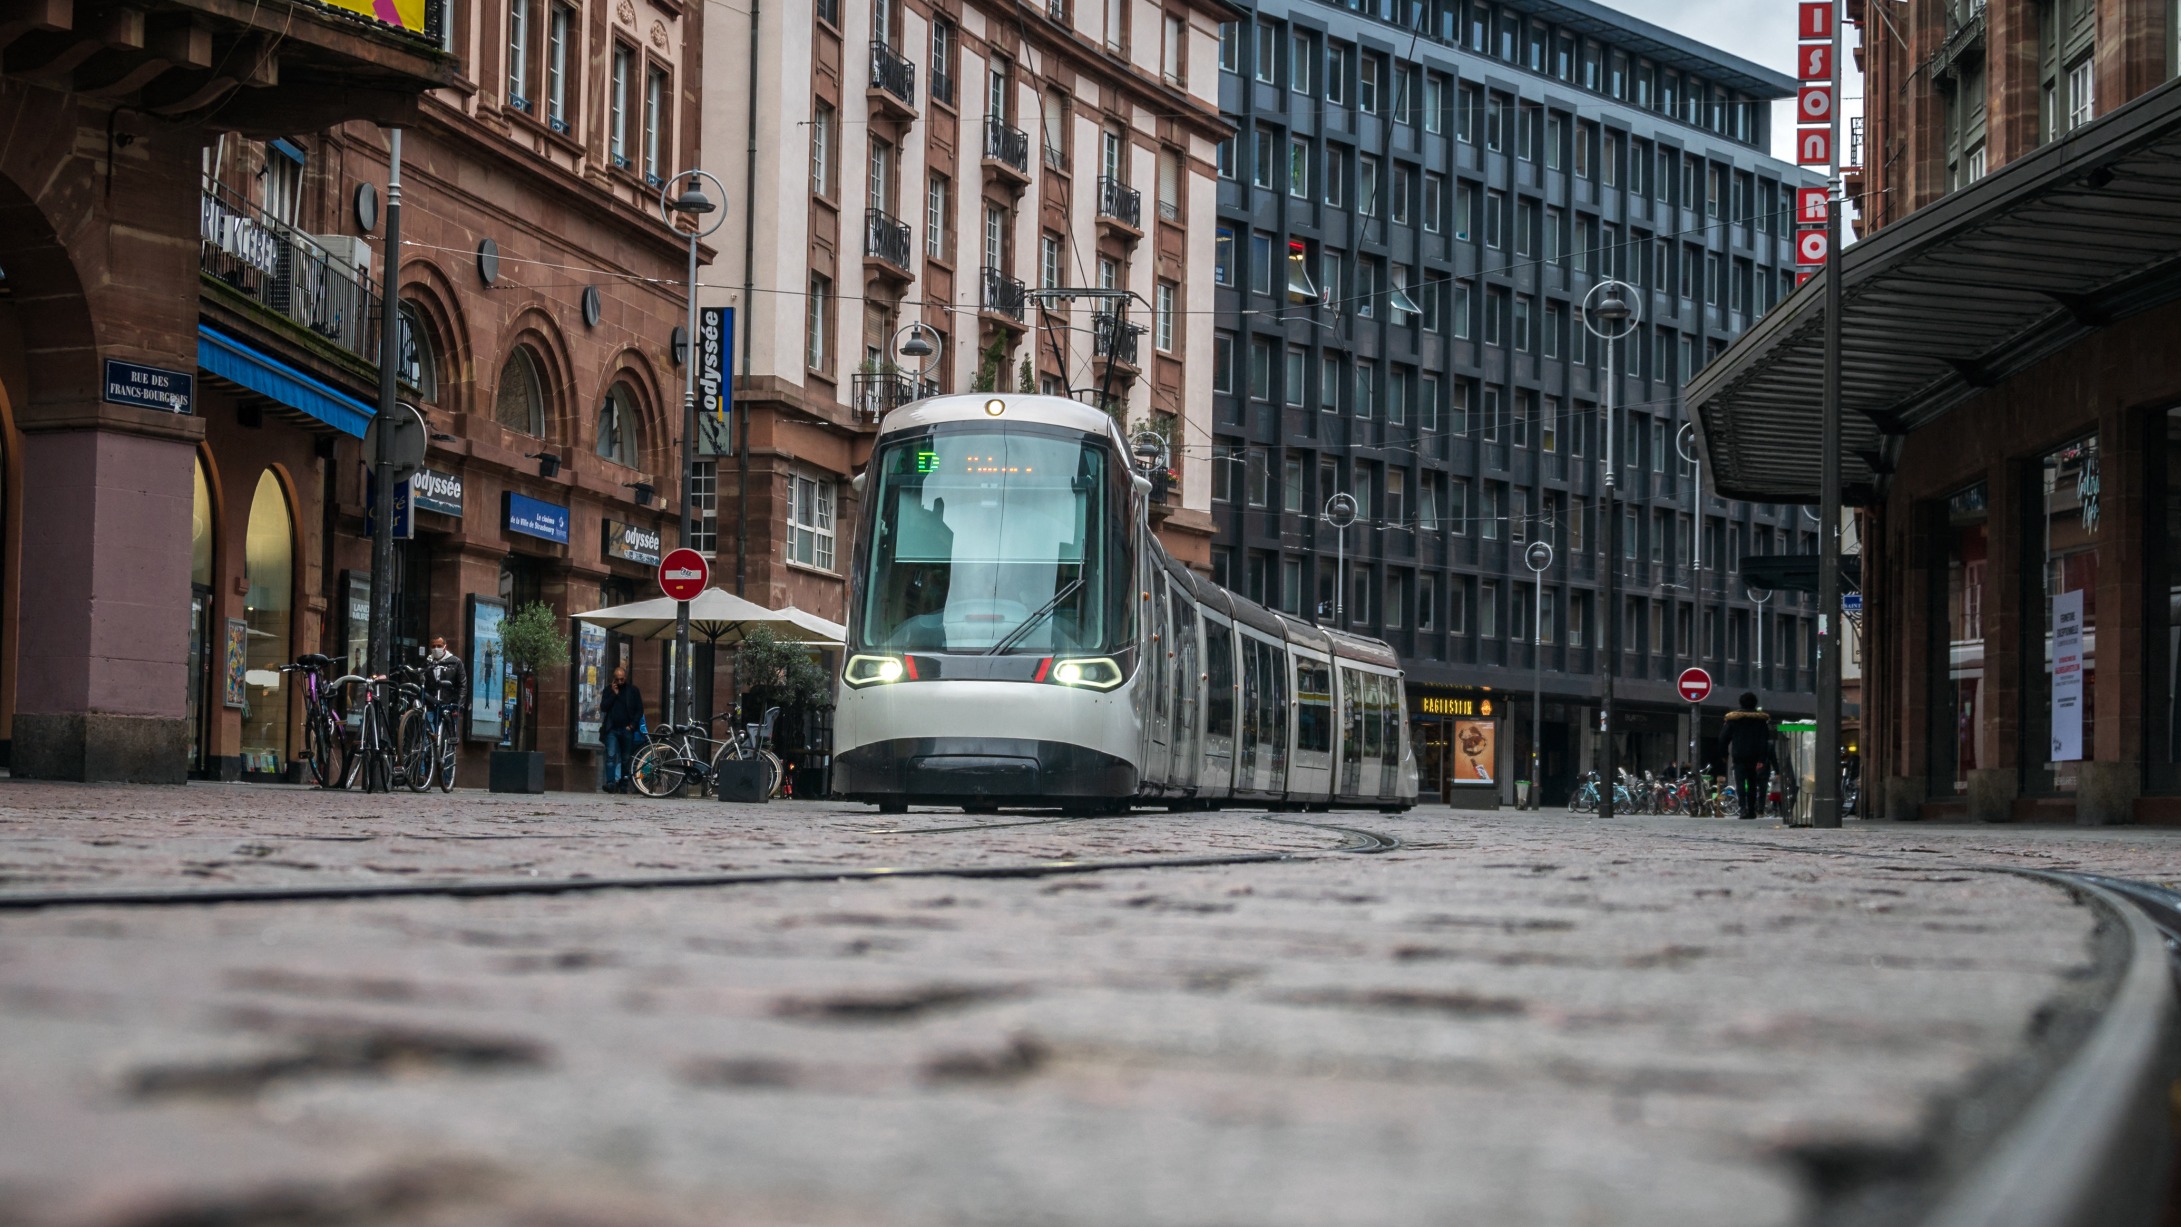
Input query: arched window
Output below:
<box><xmin>241</xmin><ymin>471</ymin><xmax>293</xmax><ymax>774</ymax></box>
<box><xmin>495</xmin><ymin>345</ymin><xmax>546</xmax><ymax>435</ymax></box>
<box><xmin>397</xmin><ymin>302</ymin><xmax>439</xmax><ymax>403</ymax></box>
<box><xmin>597</xmin><ymin>382</ymin><xmax>641</xmax><ymax>466</ymax></box>
<box><xmin>187</xmin><ymin>456</ymin><xmax>216</xmax><ymax>774</ymax></box>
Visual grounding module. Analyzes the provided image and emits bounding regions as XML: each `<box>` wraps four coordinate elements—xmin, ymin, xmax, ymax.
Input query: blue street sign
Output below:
<box><xmin>1843</xmin><ymin>592</ymin><xmax>1863</xmax><ymax>614</ymax></box>
<box><xmin>364</xmin><ymin>476</ymin><xmax>415</xmax><ymax>540</ymax></box>
<box><xmin>103</xmin><ymin>359</ymin><xmax>193</xmax><ymax>414</ymax></box>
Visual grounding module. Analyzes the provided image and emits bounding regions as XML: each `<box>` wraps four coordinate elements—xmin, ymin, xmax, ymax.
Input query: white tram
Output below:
<box><xmin>831</xmin><ymin>393</ymin><xmax>1418</xmax><ymax>813</ymax></box>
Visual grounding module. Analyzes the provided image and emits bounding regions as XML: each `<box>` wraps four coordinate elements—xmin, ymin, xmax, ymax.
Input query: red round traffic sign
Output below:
<box><xmin>1677</xmin><ymin>667</ymin><xmax>1714</xmax><ymax>704</ymax></box>
<box><xmin>658</xmin><ymin>548</ymin><xmax>709</xmax><ymax>602</ymax></box>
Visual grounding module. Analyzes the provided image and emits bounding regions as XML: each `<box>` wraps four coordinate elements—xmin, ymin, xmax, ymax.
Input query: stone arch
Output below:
<box><xmin>496</xmin><ymin>307</ymin><xmax>578</xmax><ymax>447</ymax></box>
<box><xmin>396</xmin><ymin>259</ymin><xmax>472</xmax><ymax>416</ymax></box>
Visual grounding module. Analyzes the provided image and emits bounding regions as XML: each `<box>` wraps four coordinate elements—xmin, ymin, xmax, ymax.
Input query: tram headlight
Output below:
<box><xmin>1049</xmin><ymin>656</ymin><xmax>1124</xmax><ymax>690</ymax></box>
<box><xmin>844</xmin><ymin>654</ymin><xmax>907</xmax><ymax>687</ymax></box>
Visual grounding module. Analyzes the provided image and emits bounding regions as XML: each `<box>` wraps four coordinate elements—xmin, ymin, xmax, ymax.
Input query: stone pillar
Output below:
<box><xmin>11</xmin><ymin>414</ymin><xmax>197</xmax><ymax>781</ymax></box>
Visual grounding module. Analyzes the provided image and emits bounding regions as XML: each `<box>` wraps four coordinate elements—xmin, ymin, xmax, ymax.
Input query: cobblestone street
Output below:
<box><xmin>1</xmin><ymin>781</ymin><xmax>2174</xmax><ymax>1226</ymax></box>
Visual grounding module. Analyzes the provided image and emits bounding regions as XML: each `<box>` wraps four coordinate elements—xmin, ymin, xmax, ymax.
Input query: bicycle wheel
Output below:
<box><xmin>399</xmin><ymin>708</ymin><xmax>434</xmax><ymax>792</ymax></box>
<box><xmin>436</xmin><ymin>721</ymin><xmax>458</xmax><ymax>792</ymax></box>
<box><xmin>361</xmin><ymin>706</ymin><xmax>392</xmax><ymax>794</ymax></box>
<box><xmin>758</xmin><ymin>749</ymin><xmax>785</xmax><ymax>798</ymax></box>
<box><xmin>306</xmin><ymin>711</ymin><xmax>342</xmax><ymax>789</ymax></box>
<box><xmin>629</xmin><ymin>741</ymin><xmax>687</xmax><ymax>798</ymax></box>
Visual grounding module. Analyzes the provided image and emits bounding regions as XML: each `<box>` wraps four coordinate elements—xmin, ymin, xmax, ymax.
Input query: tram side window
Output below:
<box><xmin>1268</xmin><ymin>645</ymin><xmax>1290</xmax><ymax>777</ymax></box>
<box><xmin>1296</xmin><ymin>661</ymin><xmax>1332</xmax><ymax>753</ymax></box>
<box><xmin>1358</xmin><ymin>673</ymin><xmax>1379</xmax><ymax>761</ymax></box>
<box><xmin>1206</xmin><ymin>626</ymin><xmax>1236</xmax><ymax>747</ymax></box>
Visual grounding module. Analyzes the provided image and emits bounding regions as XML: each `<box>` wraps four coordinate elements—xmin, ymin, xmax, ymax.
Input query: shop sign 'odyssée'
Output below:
<box><xmin>603</xmin><ymin>518</ymin><xmax>662</xmax><ymax>567</ymax></box>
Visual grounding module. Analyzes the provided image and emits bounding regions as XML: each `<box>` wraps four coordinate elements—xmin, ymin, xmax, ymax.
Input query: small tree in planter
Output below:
<box><xmin>731</xmin><ymin>625</ymin><xmax>833</xmax><ymax>796</ymax></box>
<box><xmin>491</xmin><ymin>601</ymin><xmax>570</xmax><ymax>793</ymax></box>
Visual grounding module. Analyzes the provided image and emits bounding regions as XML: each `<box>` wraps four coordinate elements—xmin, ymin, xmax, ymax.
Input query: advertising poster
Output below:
<box><xmin>573</xmin><ymin>622</ymin><xmax>607</xmax><ymax>749</ymax></box>
<box><xmin>1452</xmin><ymin>718</ymin><xmax>1496</xmax><ymax>783</ymax></box>
<box><xmin>343</xmin><ymin>572</ymin><xmax>371</xmax><ymax>678</ymax></box>
<box><xmin>468</xmin><ymin>596</ymin><xmax>507</xmax><ymax>743</ymax></box>
<box><xmin>312</xmin><ymin>0</ymin><xmax>428</xmax><ymax>34</ymax></box>
<box><xmin>2051</xmin><ymin>588</ymin><xmax>2085</xmax><ymax>762</ymax></box>
<box><xmin>222</xmin><ymin>619</ymin><xmax>249</xmax><ymax>709</ymax></box>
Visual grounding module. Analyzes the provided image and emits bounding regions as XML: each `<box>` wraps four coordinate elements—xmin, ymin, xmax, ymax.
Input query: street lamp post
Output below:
<box><xmin>1524</xmin><ymin>540</ymin><xmax>1553</xmax><ymax>809</ymax></box>
<box><xmin>1678</xmin><ymin>423</ymin><xmax>1703</xmax><ymax>771</ymax></box>
<box><xmin>1750</xmin><ymin>586</ymin><xmax>1773</xmax><ymax>691</ymax></box>
<box><xmin>1324</xmin><ymin>492</ymin><xmax>1358</xmax><ymax>625</ymax></box>
<box><xmin>660</xmin><ymin>169</ymin><xmax>726</xmax><ymax>729</ymax></box>
<box><xmin>1582</xmin><ymin>280</ymin><xmax>1639</xmax><ymax>820</ymax></box>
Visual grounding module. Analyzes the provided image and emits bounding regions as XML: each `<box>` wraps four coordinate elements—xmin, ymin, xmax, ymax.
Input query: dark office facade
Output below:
<box><xmin>1208</xmin><ymin>0</ymin><xmax>1821</xmax><ymax>803</ymax></box>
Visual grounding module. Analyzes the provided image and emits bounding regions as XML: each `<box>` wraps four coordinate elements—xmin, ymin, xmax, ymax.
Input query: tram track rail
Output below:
<box><xmin>0</xmin><ymin>809</ymin><xmax>1405</xmax><ymax>913</ymax></box>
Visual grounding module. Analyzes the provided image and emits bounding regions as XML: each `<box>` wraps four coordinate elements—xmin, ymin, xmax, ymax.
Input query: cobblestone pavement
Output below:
<box><xmin>0</xmin><ymin>780</ymin><xmax>2173</xmax><ymax>1227</ymax></box>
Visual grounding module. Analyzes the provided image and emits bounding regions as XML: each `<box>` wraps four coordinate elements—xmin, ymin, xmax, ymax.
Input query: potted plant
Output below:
<box><xmin>721</xmin><ymin>625</ymin><xmax>833</xmax><ymax>800</ymax></box>
<box><xmin>490</xmin><ymin>600</ymin><xmax>569</xmax><ymax>794</ymax></box>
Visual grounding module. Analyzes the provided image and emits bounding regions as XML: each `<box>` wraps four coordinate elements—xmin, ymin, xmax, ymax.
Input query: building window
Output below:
<box><xmin>608</xmin><ymin>43</ymin><xmax>633</xmax><ymax>167</ymax></box>
<box><xmin>2067</xmin><ymin>57</ymin><xmax>2095</xmax><ymax>130</ymax></box>
<box><xmin>643</xmin><ymin>65</ymin><xmax>667</xmax><ymax>183</ymax></box>
<box><xmin>1292</xmin><ymin>31</ymin><xmax>1314</xmax><ymax>94</ymax></box>
<box><xmin>1289</xmin><ymin>137</ymin><xmax>1310</xmax><ymax>198</ymax></box>
<box><xmin>1326</xmin><ymin>44</ymin><xmax>1347</xmax><ymax>105</ymax></box>
<box><xmin>1213</xmin><ymin>332</ymin><xmax>1235</xmax><ymax>394</ymax></box>
<box><xmin>1253</xmin><ymin>128</ymin><xmax>1276</xmax><ymax>189</ymax></box>
<box><xmin>926</xmin><ymin>174</ymin><xmax>949</xmax><ymax>259</ymax></box>
<box><xmin>1163</xmin><ymin>14</ymin><xmax>1186</xmax><ymax>84</ymax></box>
<box><xmin>810</xmin><ymin>100</ymin><xmax>835</xmax><ymax>196</ymax></box>
<box><xmin>545</xmin><ymin>3</ymin><xmax>574</xmax><ymax>132</ymax></box>
<box><xmin>1480</xmin><ymin>581</ymin><xmax>1498</xmax><ymax>638</ymax></box>
<box><xmin>1219</xmin><ymin>20</ymin><xmax>1239</xmax><ymax>72</ymax></box>
<box><xmin>1450</xmin><ymin>478</ymin><xmax>1470</xmax><ymax>535</ymax></box>
<box><xmin>806</xmin><ymin>272</ymin><xmax>832</xmax><ymax>370</ymax></box>
<box><xmin>1249</xmin><ymin>336</ymin><xmax>1275</xmax><ymax>399</ymax></box>
<box><xmin>1217</xmin><ymin>136</ymin><xmax>1236</xmax><ymax>179</ymax></box>
<box><xmin>1214</xmin><ymin>227</ymin><xmax>1235</xmax><ymax>285</ymax></box>
<box><xmin>1284</xmin><ymin>347</ymin><xmax>1306</xmax><ymax>407</ymax></box>
<box><xmin>1041</xmin><ymin>232</ymin><xmax>1062</xmax><ymax>290</ymax></box>
<box><xmin>1320</xmin><ymin>355</ymin><xmax>1342</xmax><ymax>411</ymax></box>
<box><xmin>1359</xmin><ymin>54</ymin><xmax>1379</xmax><ymax>112</ymax></box>
<box><xmin>597</xmin><ymin>383</ymin><xmax>641</xmax><ymax>466</ymax></box>
<box><xmin>788</xmin><ymin>473</ymin><xmax>836</xmax><ymax>571</ymax></box>
<box><xmin>396</xmin><ymin>302</ymin><xmax>439</xmax><ymax>401</ymax></box>
<box><xmin>690</xmin><ymin>460</ymin><xmax>717</xmax><ymax>555</ymax></box>
<box><xmin>1250</xmin><ymin>231</ymin><xmax>1274</xmax><ymax>295</ymax></box>
<box><xmin>1254</xmin><ymin>20</ymin><xmax>1278</xmax><ymax>84</ymax></box>
<box><xmin>1155</xmin><ymin>280</ymin><xmax>1177</xmax><ymax>352</ymax></box>
<box><xmin>495</xmin><ymin>346</ymin><xmax>547</xmax><ymax>435</ymax></box>
<box><xmin>508</xmin><ymin>0</ymin><xmax>534</xmax><ymax>112</ymax></box>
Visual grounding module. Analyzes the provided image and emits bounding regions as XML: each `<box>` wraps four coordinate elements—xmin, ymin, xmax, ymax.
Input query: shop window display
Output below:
<box><xmin>2028</xmin><ymin>435</ymin><xmax>2098</xmax><ymax>793</ymax></box>
<box><xmin>1931</xmin><ymin>482</ymin><xmax>1988</xmax><ymax>796</ymax></box>
<box><xmin>240</xmin><ymin>471</ymin><xmax>293</xmax><ymax>775</ymax></box>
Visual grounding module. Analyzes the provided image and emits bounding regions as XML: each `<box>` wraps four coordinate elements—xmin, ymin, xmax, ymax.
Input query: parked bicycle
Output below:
<box><xmin>629</xmin><ymin>706</ymin><xmax>783</xmax><ymax>800</ymax></box>
<box><xmin>278</xmin><ymin>653</ymin><xmax>348</xmax><ymax>789</ymax></box>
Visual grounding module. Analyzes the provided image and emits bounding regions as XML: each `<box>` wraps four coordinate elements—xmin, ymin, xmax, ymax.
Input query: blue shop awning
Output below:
<box><xmin>196</xmin><ymin>324</ymin><xmax>371</xmax><ymax>438</ymax></box>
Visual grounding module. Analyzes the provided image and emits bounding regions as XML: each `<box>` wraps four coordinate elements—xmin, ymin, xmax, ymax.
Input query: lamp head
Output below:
<box><xmin>1592</xmin><ymin>293</ymin><xmax>1632</xmax><ymax>324</ymax></box>
<box><xmin>898</xmin><ymin>332</ymin><xmax>934</xmax><ymax>360</ymax></box>
<box><xmin>671</xmin><ymin>182</ymin><xmax>717</xmax><ymax>216</ymax></box>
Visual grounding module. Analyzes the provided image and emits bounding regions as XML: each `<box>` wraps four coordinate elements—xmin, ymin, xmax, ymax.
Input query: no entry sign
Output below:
<box><xmin>1677</xmin><ymin>667</ymin><xmax>1714</xmax><ymax>704</ymax></box>
<box><xmin>658</xmin><ymin>548</ymin><xmax>709</xmax><ymax>602</ymax></box>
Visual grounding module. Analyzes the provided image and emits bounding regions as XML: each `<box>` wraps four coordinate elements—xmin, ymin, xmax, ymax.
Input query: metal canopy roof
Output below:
<box><xmin>1688</xmin><ymin>79</ymin><xmax>2181</xmax><ymax>504</ymax></box>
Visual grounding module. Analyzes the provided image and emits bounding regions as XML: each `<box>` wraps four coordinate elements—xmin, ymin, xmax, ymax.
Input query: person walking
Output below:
<box><xmin>1719</xmin><ymin>691</ymin><xmax>1774</xmax><ymax>821</ymax></box>
<box><xmin>600</xmin><ymin>668</ymin><xmax>644</xmax><ymax>794</ymax></box>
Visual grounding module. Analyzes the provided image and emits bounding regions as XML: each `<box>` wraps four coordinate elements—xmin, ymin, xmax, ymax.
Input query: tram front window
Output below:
<box><xmin>861</xmin><ymin>425</ymin><xmax>1125</xmax><ymax>655</ymax></box>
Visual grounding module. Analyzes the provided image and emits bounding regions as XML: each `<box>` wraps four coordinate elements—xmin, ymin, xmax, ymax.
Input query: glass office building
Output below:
<box><xmin>1209</xmin><ymin>0</ymin><xmax>1821</xmax><ymax>803</ymax></box>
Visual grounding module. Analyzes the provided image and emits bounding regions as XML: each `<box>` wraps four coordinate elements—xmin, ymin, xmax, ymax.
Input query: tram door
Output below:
<box><xmin>1146</xmin><ymin>575</ymin><xmax>1171</xmax><ymax>785</ymax></box>
<box><xmin>1168</xmin><ymin>591</ymin><xmax>1199</xmax><ymax>792</ymax></box>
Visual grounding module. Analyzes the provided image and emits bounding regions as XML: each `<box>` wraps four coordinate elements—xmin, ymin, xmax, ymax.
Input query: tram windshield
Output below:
<box><xmin>859</xmin><ymin>423</ymin><xmax>1129</xmax><ymax>655</ymax></box>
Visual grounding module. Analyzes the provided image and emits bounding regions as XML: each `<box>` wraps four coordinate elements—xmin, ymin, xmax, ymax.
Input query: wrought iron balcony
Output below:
<box><xmin>984</xmin><ymin>115</ymin><xmax>1030</xmax><ymax>178</ymax></box>
<box><xmin>864</xmin><ymin>208</ymin><xmax>913</xmax><ymax>273</ymax></box>
<box><xmin>200</xmin><ymin>181</ymin><xmax>380</xmax><ymax>365</ymax></box>
<box><xmin>1097</xmin><ymin>175</ymin><xmax>1141</xmax><ymax>230</ymax></box>
<box><xmin>869</xmin><ymin>40</ymin><xmax>918</xmax><ymax>112</ymax></box>
<box><xmin>981</xmin><ymin>267</ymin><xmax>1027</xmax><ymax>323</ymax></box>
<box><xmin>851</xmin><ymin>370</ymin><xmax>939</xmax><ymax>422</ymax></box>
<box><xmin>932</xmin><ymin>69</ymin><xmax>955</xmax><ymax>108</ymax></box>
<box><xmin>1093</xmin><ymin>312</ymin><xmax>1145</xmax><ymax>368</ymax></box>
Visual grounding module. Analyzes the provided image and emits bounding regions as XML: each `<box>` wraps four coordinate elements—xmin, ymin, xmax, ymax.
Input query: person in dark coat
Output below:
<box><xmin>600</xmin><ymin>668</ymin><xmax>645</xmax><ymax>793</ymax></box>
<box><xmin>1719</xmin><ymin>691</ymin><xmax>1773</xmax><ymax>821</ymax></box>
